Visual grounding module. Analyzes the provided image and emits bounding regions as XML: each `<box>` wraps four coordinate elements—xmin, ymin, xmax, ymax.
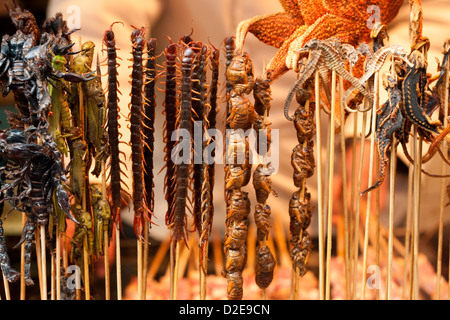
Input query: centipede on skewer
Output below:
<box><xmin>129</xmin><ymin>26</ymin><xmax>150</xmax><ymax>239</ymax></box>
<box><xmin>163</xmin><ymin>41</ymin><xmax>179</xmax><ymax>229</ymax></box>
<box><xmin>171</xmin><ymin>47</ymin><xmax>195</xmax><ymax>244</ymax></box>
<box><xmin>103</xmin><ymin>22</ymin><xmax>129</xmax><ymax>229</ymax></box>
<box><xmin>143</xmin><ymin>38</ymin><xmax>157</xmax><ymax>219</ymax></box>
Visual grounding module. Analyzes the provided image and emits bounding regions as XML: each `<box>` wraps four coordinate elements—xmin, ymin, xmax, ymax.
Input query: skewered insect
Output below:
<box><xmin>255</xmin><ymin>245</ymin><xmax>276</xmax><ymax>290</ymax></box>
<box><xmin>103</xmin><ymin>22</ymin><xmax>127</xmax><ymax>227</ymax></box>
<box><xmin>129</xmin><ymin>26</ymin><xmax>148</xmax><ymax>238</ymax></box>
<box><xmin>172</xmin><ymin>47</ymin><xmax>195</xmax><ymax>243</ymax></box>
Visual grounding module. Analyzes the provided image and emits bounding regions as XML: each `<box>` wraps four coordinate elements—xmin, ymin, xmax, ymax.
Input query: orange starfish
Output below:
<box><xmin>236</xmin><ymin>0</ymin><xmax>405</xmax><ymax>82</ymax></box>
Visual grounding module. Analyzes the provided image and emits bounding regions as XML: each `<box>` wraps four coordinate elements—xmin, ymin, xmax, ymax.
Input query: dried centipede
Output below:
<box><xmin>163</xmin><ymin>42</ymin><xmax>178</xmax><ymax>228</ymax></box>
<box><xmin>172</xmin><ymin>47</ymin><xmax>195</xmax><ymax>243</ymax></box>
<box><xmin>192</xmin><ymin>43</ymin><xmax>208</xmax><ymax>234</ymax></box>
<box><xmin>103</xmin><ymin>22</ymin><xmax>127</xmax><ymax>226</ymax></box>
<box><xmin>143</xmin><ymin>38</ymin><xmax>157</xmax><ymax>216</ymax></box>
<box><xmin>129</xmin><ymin>26</ymin><xmax>148</xmax><ymax>238</ymax></box>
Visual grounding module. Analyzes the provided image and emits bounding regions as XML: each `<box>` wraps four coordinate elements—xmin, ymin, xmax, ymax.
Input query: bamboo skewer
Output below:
<box><xmin>436</xmin><ymin>54</ymin><xmax>449</xmax><ymax>300</ymax></box>
<box><xmin>338</xmin><ymin>76</ymin><xmax>351</xmax><ymax>300</ymax></box>
<box><xmin>137</xmin><ymin>237</ymin><xmax>143</xmax><ymax>300</ymax></box>
<box><xmin>40</xmin><ymin>225</ymin><xmax>47</xmax><ymax>300</ymax></box>
<box><xmin>315</xmin><ymin>70</ymin><xmax>325</xmax><ymax>300</ymax></box>
<box><xmin>3</xmin><ymin>274</ymin><xmax>10</xmax><ymax>300</ymax></box>
<box><xmin>386</xmin><ymin>136</ymin><xmax>397</xmax><ymax>300</ymax></box>
<box><xmin>20</xmin><ymin>212</ymin><xmax>26</xmax><ymax>300</ymax></box>
<box><xmin>352</xmin><ymin>101</ymin><xmax>368</xmax><ymax>300</ymax></box>
<box><xmin>361</xmin><ymin>72</ymin><xmax>379</xmax><ymax>300</ymax></box>
<box><xmin>412</xmin><ymin>127</ymin><xmax>422</xmax><ymax>300</ymax></box>
<box><xmin>115</xmin><ymin>222</ymin><xmax>122</xmax><ymax>300</ymax></box>
<box><xmin>325</xmin><ymin>70</ymin><xmax>337</xmax><ymax>300</ymax></box>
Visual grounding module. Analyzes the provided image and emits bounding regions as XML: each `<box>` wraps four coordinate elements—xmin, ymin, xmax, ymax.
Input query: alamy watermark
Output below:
<box><xmin>170</xmin><ymin>122</ymin><xmax>280</xmax><ymax>174</ymax></box>
<box><xmin>367</xmin><ymin>5</ymin><xmax>381</xmax><ymax>30</ymax></box>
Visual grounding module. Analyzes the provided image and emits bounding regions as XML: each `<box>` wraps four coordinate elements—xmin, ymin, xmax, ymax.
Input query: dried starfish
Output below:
<box><xmin>236</xmin><ymin>0</ymin><xmax>405</xmax><ymax>82</ymax></box>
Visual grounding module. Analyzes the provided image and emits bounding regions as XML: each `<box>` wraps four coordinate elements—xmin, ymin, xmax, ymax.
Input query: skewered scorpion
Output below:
<box><xmin>0</xmin><ymin>127</ymin><xmax>75</xmax><ymax>285</ymax></box>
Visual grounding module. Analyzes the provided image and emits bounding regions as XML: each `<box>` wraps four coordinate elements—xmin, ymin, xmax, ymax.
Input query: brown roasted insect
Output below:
<box><xmin>163</xmin><ymin>42</ymin><xmax>178</xmax><ymax>228</ymax></box>
<box><xmin>252</xmin><ymin>163</ymin><xmax>277</xmax><ymax>204</ymax></box>
<box><xmin>290</xmin><ymin>231</ymin><xmax>312</xmax><ymax>277</ymax></box>
<box><xmin>225</xmin><ymin>164</ymin><xmax>248</xmax><ymax>191</ymax></box>
<box><xmin>253</xmin><ymin>114</ymin><xmax>272</xmax><ymax>155</ymax></box>
<box><xmin>292</xmin><ymin>104</ymin><xmax>316</xmax><ymax>145</ymax></box>
<box><xmin>253</xmin><ymin>76</ymin><xmax>272</xmax><ymax>116</ymax></box>
<box><xmin>291</xmin><ymin>143</ymin><xmax>315</xmax><ymax>188</ymax></box>
<box><xmin>224</xmin><ymin>219</ymin><xmax>248</xmax><ymax>250</ymax></box>
<box><xmin>129</xmin><ymin>26</ymin><xmax>149</xmax><ymax>238</ymax></box>
<box><xmin>227</xmin><ymin>90</ymin><xmax>255</xmax><ymax>130</ymax></box>
<box><xmin>254</xmin><ymin>204</ymin><xmax>271</xmax><ymax>243</ymax></box>
<box><xmin>255</xmin><ymin>245</ymin><xmax>276</xmax><ymax>290</ymax></box>
<box><xmin>289</xmin><ymin>190</ymin><xmax>313</xmax><ymax>235</ymax></box>
<box><xmin>207</xmin><ymin>41</ymin><xmax>219</xmax><ymax>219</ymax></box>
<box><xmin>172</xmin><ymin>47</ymin><xmax>195</xmax><ymax>243</ymax></box>
<box><xmin>224</xmin><ymin>271</ymin><xmax>243</xmax><ymax>300</ymax></box>
<box><xmin>192</xmin><ymin>43</ymin><xmax>208</xmax><ymax>234</ymax></box>
<box><xmin>143</xmin><ymin>38</ymin><xmax>157</xmax><ymax>215</ymax></box>
<box><xmin>226</xmin><ymin>50</ymin><xmax>254</xmax><ymax>95</ymax></box>
<box><xmin>224</xmin><ymin>36</ymin><xmax>236</xmax><ymax>124</ymax></box>
<box><xmin>103</xmin><ymin>22</ymin><xmax>127</xmax><ymax>227</ymax></box>
<box><xmin>225</xmin><ymin>190</ymin><xmax>250</xmax><ymax>224</ymax></box>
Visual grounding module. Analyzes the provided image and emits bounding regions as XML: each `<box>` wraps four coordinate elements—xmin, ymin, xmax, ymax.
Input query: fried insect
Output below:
<box><xmin>91</xmin><ymin>184</ymin><xmax>112</xmax><ymax>257</ymax></box>
<box><xmin>255</xmin><ymin>244</ymin><xmax>275</xmax><ymax>290</ymax></box>
<box><xmin>227</xmin><ymin>90</ymin><xmax>255</xmax><ymax>130</ymax></box>
<box><xmin>252</xmin><ymin>163</ymin><xmax>276</xmax><ymax>204</ymax></box>
<box><xmin>225</xmin><ymin>190</ymin><xmax>250</xmax><ymax>224</ymax></box>
<box><xmin>226</xmin><ymin>50</ymin><xmax>254</xmax><ymax>95</ymax></box>
<box><xmin>163</xmin><ymin>42</ymin><xmax>178</xmax><ymax>227</ymax></box>
<box><xmin>254</xmin><ymin>204</ymin><xmax>271</xmax><ymax>243</ymax></box>
<box><xmin>291</xmin><ymin>143</ymin><xmax>315</xmax><ymax>188</ymax></box>
<box><xmin>253</xmin><ymin>113</ymin><xmax>272</xmax><ymax>154</ymax></box>
<box><xmin>103</xmin><ymin>22</ymin><xmax>126</xmax><ymax>226</ymax></box>
<box><xmin>253</xmin><ymin>76</ymin><xmax>272</xmax><ymax>116</ymax></box>
<box><xmin>129</xmin><ymin>27</ymin><xmax>148</xmax><ymax>238</ymax></box>
<box><xmin>143</xmin><ymin>38</ymin><xmax>157</xmax><ymax>215</ymax></box>
<box><xmin>224</xmin><ymin>36</ymin><xmax>236</xmax><ymax>123</ymax></box>
<box><xmin>172</xmin><ymin>47</ymin><xmax>195</xmax><ymax>243</ymax></box>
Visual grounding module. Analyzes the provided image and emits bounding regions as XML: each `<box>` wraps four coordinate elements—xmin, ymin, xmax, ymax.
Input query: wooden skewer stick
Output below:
<box><xmin>142</xmin><ymin>218</ymin><xmax>149</xmax><ymax>299</ymax></box>
<box><xmin>361</xmin><ymin>72</ymin><xmax>379</xmax><ymax>300</ymax></box>
<box><xmin>40</xmin><ymin>225</ymin><xmax>47</xmax><ymax>300</ymax></box>
<box><xmin>20</xmin><ymin>212</ymin><xmax>26</xmax><ymax>300</ymax></box>
<box><xmin>56</xmin><ymin>226</ymin><xmax>61</xmax><ymax>300</ymax></box>
<box><xmin>35</xmin><ymin>224</ymin><xmax>43</xmax><ymax>299</ymax></box>
<box><xmin>325</xmin><ymin>70</ymin><xmax>337</xmax><ymax>300</ymax></box>
<box><xmin>338</xmin><ymin>76</ymin><xmax>351</xmax><ymax>300</ymax></box>
<box><xmin>436</xmin><ymin>55</ymin><xmax>449</xmax><ymax>300</ymax></box>
<box><xmin>402</xmin><ymin>157</ymin><xmax>414</xmax><ymax>299</ymax></box>
<box><xmin>352</xmin><ymin>100</ymin><xmax>368</xmax><ymax>300</ymax></box>
<box><xmin>115</xmin><ymin>221</ymin><xmax>123</xmax><ymax>300</ymax></box>
<box><xmin>315</xmin><ymin>70</ymin><xmax>325</xmax><ymax>300</ymax></box>
<box><xmin>3</xmin><ymin>274</ymin><xmax>10</xmax><ymax>300</ymax></box>
<box><xmin>137</xmin><ymin>237</ymin><xmax>143</xmax><ymax>300</ymax></box>
<box><xmin>412</xmin><ymin>127</ymin><xmax>422</xmax><ymax>300</ymax></box>
<box><xmin>101</xmin><ymin>160</ymin><xmax>111</xmax><ymax>300</ymax></box>
<box><xmin>385</xmin><ymin>136</ymin><xmax>397</xmax><ymax>300</ymax></box>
